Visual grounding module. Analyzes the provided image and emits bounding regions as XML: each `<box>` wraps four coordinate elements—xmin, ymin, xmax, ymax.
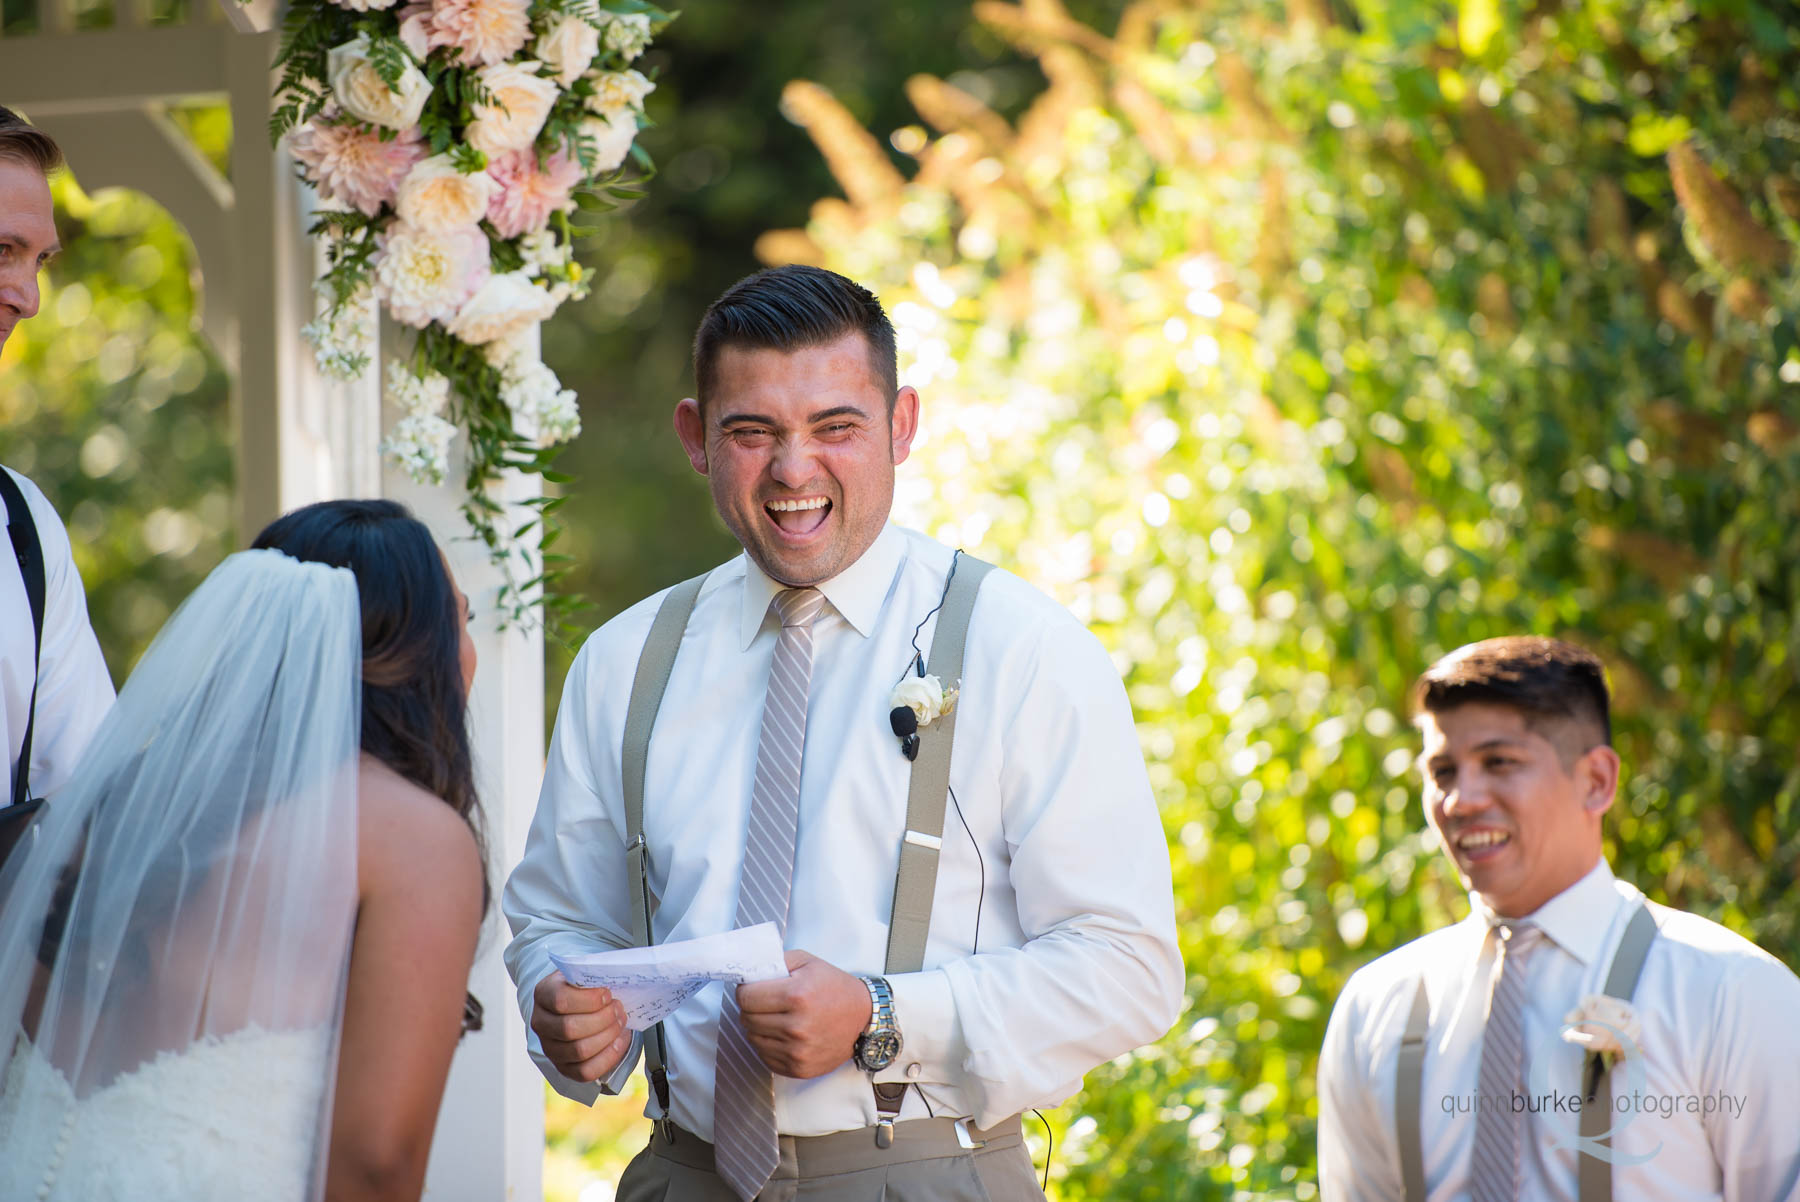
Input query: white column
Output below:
<box><xmin>382</xmin><ymin>337</ymin><xmax>547</xmax><ymax>1202</ymax></box>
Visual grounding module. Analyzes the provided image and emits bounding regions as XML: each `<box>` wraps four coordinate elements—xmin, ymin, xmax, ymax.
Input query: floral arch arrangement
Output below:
<box><xmin>270</xmin><ymin>0</ymin><xmax>671</xmax><ymax>624</ymax></box>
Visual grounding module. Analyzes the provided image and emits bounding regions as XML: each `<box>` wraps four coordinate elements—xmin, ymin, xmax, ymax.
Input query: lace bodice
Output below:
<box><xmin>0</xmin><ymin>1024</ymin><xmax>334</xmax><ymax>1202</ymax></box>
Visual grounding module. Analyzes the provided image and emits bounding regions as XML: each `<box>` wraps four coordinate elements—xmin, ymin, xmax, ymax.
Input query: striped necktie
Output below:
<box><xmin>1471</xmin><ymin>922</ymin><xmax>1546</xmax><ymax>1202</ymax></box>
<box><xmin>713</xmin><ymin>586</ymin><xmax>825</xmax><ymax>1201</ymax></box>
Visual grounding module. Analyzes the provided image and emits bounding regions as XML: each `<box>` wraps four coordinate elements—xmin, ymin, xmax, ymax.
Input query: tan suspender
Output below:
<box><xmin>620</xmin><ymin>555</ymin><xmax>995</xmax><ymax>1129</ymax></box>
<box><xmin>873</xmin><ymin>555</ymin><xmax>994</xmax><ymax>1129</ymax></box>
<box><xmin>1395</xmin><ymin>902</ymin><xmax>1658</xmax><ymax>1202</ymax></box>
<box><xmin>1396</xmin><ymin>978</ymin><xmax>1432</xmax><ymax>1202</ymax></box>
<box><xmin>1577</xmin><ymin>903</ymin><xmax>1658</xmax><ymax>1200</ymax></box>
<box><xmin>883</xmin><ymin>555</ymin><xmax>995</xmax><ymax>975</ymax></box>
<box><xmin>622</xmin><ymin>572</ymin><xmax>707</xmax><ymax>1119</ymax></box>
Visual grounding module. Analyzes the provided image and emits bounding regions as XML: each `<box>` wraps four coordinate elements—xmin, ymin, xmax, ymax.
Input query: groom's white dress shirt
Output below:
<box><xmin>1317</xmin><ymin>859</ymin><xmax>1800</xmax><ymax>1202</ymax></box>
<box><xmin>505</xmin><ymin>523</ymin><xmax>1183</xmax><ymax>1139</ymax></box>
<box><xmin>2</xmin><ymin>467</ymin><xmax>114</xmax><ymax>806</ymax></box>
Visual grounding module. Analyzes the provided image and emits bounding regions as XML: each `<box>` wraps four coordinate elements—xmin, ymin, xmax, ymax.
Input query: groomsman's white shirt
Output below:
<box><xmin>1317</xmin><ymin>858</ymin><xmax>1800</xmax><ymax>1202</ymax></box>
<box><xmin>504</xmin><ymin>522</ymin><xmax>1183</xmax><ymax>1139</ymax></box>
<box><xmin>2</xmin><ymin>467</ymin><xmax>114</xmax><ymax>806</ymax></box>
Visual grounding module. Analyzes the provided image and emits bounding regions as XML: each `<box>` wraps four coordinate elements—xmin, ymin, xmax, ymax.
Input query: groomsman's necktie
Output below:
<box><xmin>1471</xmin><ymin>921</ymin><xmax>1546</xmax><ymax>1202</ymax></box>
<box><xmin>713</xmin><ymin>586</ymin><xmax>825</xmax><ymax>1201</ymax></box>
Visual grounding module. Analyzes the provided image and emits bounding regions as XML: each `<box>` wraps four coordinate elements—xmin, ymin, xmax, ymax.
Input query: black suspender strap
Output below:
<box><xmin>1</xmin><ymin>469</ymin><xmax>46</xmax><ymax>808</ymax></box>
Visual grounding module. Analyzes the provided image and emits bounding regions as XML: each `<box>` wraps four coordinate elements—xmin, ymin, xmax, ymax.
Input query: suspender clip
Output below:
<box><xmin>954</xmin><ymin>1118</ymin><xmax>987</xmax><ymax>1150</ymax></box>
<box><xmin>875</xmin><ymin>1116</ymin><xmax>895</xmax><ymax>1148</ymax></box>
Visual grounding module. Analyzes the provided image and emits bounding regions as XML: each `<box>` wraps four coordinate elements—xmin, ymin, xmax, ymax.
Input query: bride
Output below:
<box><xmin>0</xmin><ymin>499</ymin><xmax>487</xmax><ymax>1202</ymax></box>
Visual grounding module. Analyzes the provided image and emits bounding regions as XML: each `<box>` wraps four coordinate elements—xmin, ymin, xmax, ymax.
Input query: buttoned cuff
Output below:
<box><xmin>874</xmin><ymin>968</ymin><xmax>964</xmax><ymax>1087</ymax></box>
<box><xmin>520</xmin><ymin>994</ymin><xmax>640</xmax><ymax>1105</ymax></box>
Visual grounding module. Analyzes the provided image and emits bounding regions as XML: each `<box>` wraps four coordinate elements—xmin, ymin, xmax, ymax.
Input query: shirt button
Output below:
<box><xmin>905</xmin><ymin>1062</ymin><xmax>921</xmax><ymax>1080</ymax></box>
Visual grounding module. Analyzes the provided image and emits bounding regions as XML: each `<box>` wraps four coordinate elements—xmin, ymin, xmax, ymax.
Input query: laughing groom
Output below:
<box><xmin>504</xmin><ymin>264</ymin><xmax>1182</xmax><ymax>1200</ymax></box>
<box><xmin>1317</xmin><ymin>636</ymin><xmax>1800</xmax><ymax>1201</ymax></box>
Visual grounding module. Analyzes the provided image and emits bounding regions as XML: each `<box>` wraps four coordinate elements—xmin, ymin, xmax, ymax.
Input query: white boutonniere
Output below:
<box><xmin>1562</xmin><ymin>994</ymin><xmax>1642</xmax><ymax>1068</ymax></box>
<box><xmin>891</xmin><ymin>674</ymin><xmax>959</xmax><ymax>728</ymax></box>
<box><xmin>887</xmin><ymin>674</ymin><xmax>960</xmax><ymax>761</ymax></box>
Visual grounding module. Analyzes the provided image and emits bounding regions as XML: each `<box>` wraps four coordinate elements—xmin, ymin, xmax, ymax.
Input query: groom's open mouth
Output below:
<box><xmin>1451</xmin><ymin>827</ymin><xmax>1513</xmax><ymax>863</ymax></box>
<box><xmin>765</xmin><ymin>495</ymin><xmax>832</xmax><ymax>539</ymax></box>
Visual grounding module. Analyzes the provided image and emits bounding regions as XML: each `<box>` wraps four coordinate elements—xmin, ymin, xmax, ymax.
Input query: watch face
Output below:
<box><xmin>858</xmin><ymin>1030</ymin><xmax>902</xmax><ymax>1071</ymax></box>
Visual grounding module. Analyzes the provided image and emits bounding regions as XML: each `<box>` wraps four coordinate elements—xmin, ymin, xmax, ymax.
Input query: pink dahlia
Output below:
<box><xmin>428</xmin><ymin>0</ymin><xmax>530</xmax><ymax>67</ymax></box>
<box><xmin>289</xmin><ymin>118</ymin><xmax>424</xmax><ymax>217</ymax></box>
<box><xmin>485</xmin><ymin>148</ymin><xmax>583</xmax><ymax>239</ymax></box>
<box><xmin>396</xmin><ymin>1</ymin><xmax>434</xmax><ymax>58</ymax></box>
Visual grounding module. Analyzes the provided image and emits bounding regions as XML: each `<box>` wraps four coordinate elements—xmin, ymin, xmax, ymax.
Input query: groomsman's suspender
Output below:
<box><xmin>883</xmin><ymin>555</ymin><xmax>994</xmax><ymax>976</ymax></box>
<box><xmin>1394</xmin><ymin>902</ymin><xmax>1658</xmax><ymax>1202</ymax></box>
<box><xmin>1577</xmin><ymin>904</ymin><xmax>1658</xmax><ymax>1201</ymax></box>
<box><xmin>623</xmin><ymin>573</ymin><xmax>706</xmax><ymax>1119</ymax></box>
<box><xmin>1</xmin><ymin>470</ymin><xmax>46</xmax><ymax>808</ymax></box>
<box><xmin>619</xmin><ymin>555</ymin><xmax>996</xmax><ymax>1131</ymax></box>
<box><xmin>1395</xmin><ymin>980</ymin><xmax>1432</xmax><ymax>1202</ymax></box>
<box><xmin>874</xmin><ymin>555</ymin><xmax>994</xmax><ymax>1128</ymax></box>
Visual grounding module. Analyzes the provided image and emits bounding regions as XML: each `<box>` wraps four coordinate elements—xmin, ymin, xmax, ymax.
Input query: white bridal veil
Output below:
<box><xmin>0</xmin><ymin>549</ymin><xmax>362</xmax><ymax>1202</ymax></box>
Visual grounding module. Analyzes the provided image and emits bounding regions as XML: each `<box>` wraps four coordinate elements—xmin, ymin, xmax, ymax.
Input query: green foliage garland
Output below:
<box><xmin>272</xmin><ymin>0</ymin><xmax>675</xmax><ymax>629</ymax></box>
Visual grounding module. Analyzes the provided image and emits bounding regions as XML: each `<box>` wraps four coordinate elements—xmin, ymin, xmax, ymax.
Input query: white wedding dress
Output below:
<box><xmin>0</xmin><ymin>1024</ymin><xmax>334</xmax><ymax>1202</ymax></box>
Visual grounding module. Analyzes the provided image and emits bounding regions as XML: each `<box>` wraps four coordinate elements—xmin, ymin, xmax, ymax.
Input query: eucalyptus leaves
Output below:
<box><xmin>272</xmin><ymin>0</ymin><xmax>672</xmax><ymax>625</ymax></box>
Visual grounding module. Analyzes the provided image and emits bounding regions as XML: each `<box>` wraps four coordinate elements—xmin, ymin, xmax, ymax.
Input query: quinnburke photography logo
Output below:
<box><xmin>1524</xmin><ymin>1015</ymin><xmax>1661</xmax><ymax>1166</ymax></box>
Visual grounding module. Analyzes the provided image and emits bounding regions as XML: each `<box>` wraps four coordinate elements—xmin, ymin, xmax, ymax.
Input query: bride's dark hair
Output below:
<box><xmin>252</xmin><ymin>499</ymin><xmax>490</xmax><ymax>931</ymax></box>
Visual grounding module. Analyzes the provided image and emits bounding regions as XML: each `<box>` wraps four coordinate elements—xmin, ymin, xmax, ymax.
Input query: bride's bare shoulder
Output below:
<box><xmin>355</xmin><ymin>754</ymin><xmax>482</xmax><ymax>904</ymax></box>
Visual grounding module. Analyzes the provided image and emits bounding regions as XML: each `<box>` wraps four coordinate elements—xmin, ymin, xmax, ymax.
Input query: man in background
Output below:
<box><xmin>1318</xmin><ymin>636</ymin><xmax>1800</xmax><ymax>1201</ymax></box>
<box><xmin>2</xmin><ymin>105</ymin><xmax>115</xmax><ymax>813</ymax></box>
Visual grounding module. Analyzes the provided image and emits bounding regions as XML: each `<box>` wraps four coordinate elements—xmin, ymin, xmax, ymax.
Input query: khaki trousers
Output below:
<box><xmin>614</xmin><ymin>1116</ymin><xmax>1047</xmax><ymax>1202</ymax></box>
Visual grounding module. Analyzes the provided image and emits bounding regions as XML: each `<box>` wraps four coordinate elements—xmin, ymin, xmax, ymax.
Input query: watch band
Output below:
<box><xmin>854</xmin><ymin>974</ymin><xmax>901</xmax><ymax>1073</ymax></box>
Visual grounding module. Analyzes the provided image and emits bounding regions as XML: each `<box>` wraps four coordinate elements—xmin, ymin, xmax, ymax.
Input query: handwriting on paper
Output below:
<box><xmin>550</xmin><ymin>923</ymin><xmax>789</xmax><ymax>1031</ymax></box>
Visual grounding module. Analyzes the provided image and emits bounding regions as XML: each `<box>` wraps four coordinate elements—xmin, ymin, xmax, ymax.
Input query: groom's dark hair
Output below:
<box><xmin>1413</xmin><ymin>636</ymin><xmax>1611</xmax><ymax>765</ymax></box>
<box><xmin>0</xmin><ymin>105</ymin><xmax>62</xmax><ymax>175</ymax></box>
<box><xmin>692</xmin><ymin>264</ymin><xmax>898</xmax><ymax>414</ymax></box>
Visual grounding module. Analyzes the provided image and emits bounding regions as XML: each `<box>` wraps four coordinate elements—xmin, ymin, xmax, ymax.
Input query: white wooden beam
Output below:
<box><xmin>0</xmin><ymin>26</ymin><xmax>234</xmax><ymax>112</ymax></box>
<box><xmin>384</xmin><ymin>394</ymin><xmax>548</xmax><ymax>1202</ymax></box>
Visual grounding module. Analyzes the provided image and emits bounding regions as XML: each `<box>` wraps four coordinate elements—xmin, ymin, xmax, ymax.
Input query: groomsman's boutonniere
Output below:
<box><xmin>888</xmin><ymin>675</ymin><xmax>960</xmax><ymax>761</ymax></box>
<box><xmin>1563</xmin><ymin>994</ymin><xmax>1642</xmax><ymax>1071</ymax></box>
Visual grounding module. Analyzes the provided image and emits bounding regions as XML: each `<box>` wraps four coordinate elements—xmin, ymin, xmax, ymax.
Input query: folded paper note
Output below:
<box><xmin>550</xmin><ymin>923</ymin><xmax>790</xmax><ymax>1031</ymax></box>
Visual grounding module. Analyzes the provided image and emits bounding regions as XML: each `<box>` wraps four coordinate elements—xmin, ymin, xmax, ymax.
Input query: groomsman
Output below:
<box><xmin>505</xmin><ymin>265</ymin><xmax>1182</xmax><ymax>1200</ymax></box>
<box><xmin>1317</xmin><ymin>636</ymin><xmax>1800</xmax><ymax>1201</ymax></box>
<box><xmin>2</xmin><ymin>107</ymin><xmax>114</xmax><ymax>822</ymax></box>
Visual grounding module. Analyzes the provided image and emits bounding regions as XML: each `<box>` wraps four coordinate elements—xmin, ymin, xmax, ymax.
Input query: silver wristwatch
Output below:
<box><xmin>852</xmin><ymin>974</ymin><xmax>902</xmax><ymax>1072</ymax></box>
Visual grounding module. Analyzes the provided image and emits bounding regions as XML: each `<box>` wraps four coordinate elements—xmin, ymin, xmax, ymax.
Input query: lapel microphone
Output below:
<box><xmin>888</xmin><ymin>706</ymin><xmax>920</xmax><ymax>761</ymax></box>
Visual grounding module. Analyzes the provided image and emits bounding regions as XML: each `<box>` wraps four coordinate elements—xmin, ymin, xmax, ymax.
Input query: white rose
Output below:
<box><xmin>1562</xmin><ymin>995</ymin><xmax>1642</xmax><ymax>1060</ymax></box>
<box><xmin>536</xmin><ymin>13</ymin><xmax>601</xmax><ymax>87</ymax></box>
<box><xmin>395</xmin><ymin>153</ymin><xmax>497</xmax><ymax>231</ymax></box>
<box><xmin>466</xmin><ymin>61</ymin><xmax>560</xmax><ymax>157</ymax></box>
<box><xmin>584</xmin><ymin>68</ymin><xmax>654</xmax><ymax>116</ymax></box>
<box><xmin>328</xmin><ymin>0</ymin><xmax>400</xmax><ymax>11</ymax></box>
<box><xmin>891</xmin><ymin>674</ymin><xmax>958</xmax><ymax>727</ymax></box>
<box><xmin>577</xmin><ymin>109</ymin><xmax>638</xmax><ymax>173</ymax></box>
<box><xmin>447</xmin><ymin>271</ymin><xmax>559</xmax><ymax>346</ymax></box>
<box><xmin>598</xmin><ymin>10</ymin><xmax>652</xmax><ymax>60</ymax></box>
<box><xmin>328</xmin><ymin>35</ymin><xmax>432</xmax><ymax>131</ymax></box>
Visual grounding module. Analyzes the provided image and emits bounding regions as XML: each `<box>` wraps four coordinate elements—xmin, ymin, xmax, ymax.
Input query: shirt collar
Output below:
<box><xmin>1470</xmin><ymin>857</ymin><xmax>1617</xmax><ymax>967</ymax></box>
<box><xmin>737</xmin><ymin>522</ymin><xmax>905</xmax><ymax>649</ymax></box>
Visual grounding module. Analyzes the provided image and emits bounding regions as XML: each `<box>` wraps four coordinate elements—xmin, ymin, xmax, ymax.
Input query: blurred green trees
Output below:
<box><xmin>1</xmin><ymin>166</ymin><xmax>233</xmax><ymax>683</ymax></box>
<box><xmin>763</xmin><ymin>0</ymin><xmax>1800</xmax><ymax>1196</ymax></box>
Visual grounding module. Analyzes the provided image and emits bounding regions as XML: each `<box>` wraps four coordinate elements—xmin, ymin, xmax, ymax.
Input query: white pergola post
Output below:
<box><xmin>383</xmin><ymin>358</ymin><xmax>547</xmax><ymax>1202</ymax></box>
<box><xmin>3</xmin><ymin>5</ymin><xmax>546</xmax><ymax>1197</ymax></box>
